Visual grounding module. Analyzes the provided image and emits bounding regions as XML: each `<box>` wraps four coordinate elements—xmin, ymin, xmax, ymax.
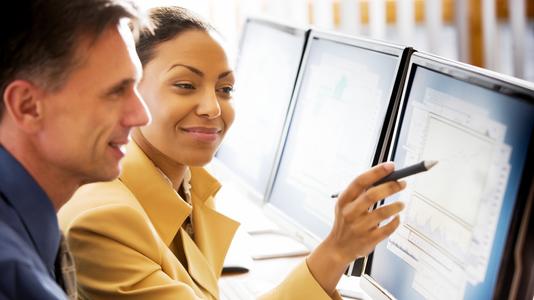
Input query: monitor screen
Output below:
<box><xmin>216</xmin><ymin>19</ymin><xmax>307</xmax><ymax>198</ymax></box>
<box><xmin>267</xmin><ymin>31</ymin><xmax>407</xmax><ymax>240</ymax></box>
<box><xmin>367</xmin><ymin>53</ymin><xmax>534</xmax><ymax>300</ymax></box>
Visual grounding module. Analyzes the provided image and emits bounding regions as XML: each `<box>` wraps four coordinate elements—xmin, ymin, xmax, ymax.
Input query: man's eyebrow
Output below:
<box><xmin>168</xmin><ymin>64</ymin><xmax>204</xmax><ymax>77</ymax></box>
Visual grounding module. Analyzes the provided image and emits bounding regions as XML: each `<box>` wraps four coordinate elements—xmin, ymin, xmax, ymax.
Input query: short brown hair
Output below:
<box><xmin>136</xmin><ymin>6</ymin><xmax>214</xmax><ymax>66</ymax></box>
<box><xmin>0</xmin><ymin>0</ymin><xmax>145</xmax><ymax>118</ymax></box>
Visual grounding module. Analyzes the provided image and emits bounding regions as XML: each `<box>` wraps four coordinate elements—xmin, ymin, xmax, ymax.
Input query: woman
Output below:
<box><xmin>58</xmin><ymin>6</ymin><xmax>405</xmax><ymax>300</ymax></box>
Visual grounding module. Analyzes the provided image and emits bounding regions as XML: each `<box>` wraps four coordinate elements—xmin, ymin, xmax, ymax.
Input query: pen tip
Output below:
<box><xmin>425</xmin><ymin>160</ymin><xmax>439</xmax><ymax>169</ymax></box>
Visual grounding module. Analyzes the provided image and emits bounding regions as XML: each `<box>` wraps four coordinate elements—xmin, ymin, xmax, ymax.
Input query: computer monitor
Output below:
<box><xmin>264</xmin><ymin>30</ymin><xmax>412</xmax><ymax>245</ymax></box>
<box><xmin>215</xmin><ymin>18</ymin><xmax>308</xmax><ymax>201</ymax></box>
<box><xmin>517</xmin><ymin>203</ymin><xmax>534</xmax><ymax>299</ymax></box>
<box><xmin>363</xmin><ymin>52</ymin><xmax>534</xmax><ymax>300</ymax></box>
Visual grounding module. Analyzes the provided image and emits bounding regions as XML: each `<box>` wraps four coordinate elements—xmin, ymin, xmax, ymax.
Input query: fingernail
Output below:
<box><xmin>383</xmin><ymin>162</ymin><xmax>394</xmax><ymax>172</ymax></box>
<box><xmin>399</xmin><ymin>180</ymin><xmax>407</xmax><ymax>189</ymax></box>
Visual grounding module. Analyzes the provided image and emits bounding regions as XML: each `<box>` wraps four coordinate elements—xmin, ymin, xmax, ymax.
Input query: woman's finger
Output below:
<box><xmin>337</xmin><ymin>162</ymin><xmax>395</xmax><ymax>207</ymax></box>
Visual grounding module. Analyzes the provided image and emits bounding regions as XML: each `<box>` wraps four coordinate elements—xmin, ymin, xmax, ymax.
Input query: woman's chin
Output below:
<box><xmin>184</xmin><ymin>154</ymin><xmax>214</xmax><ymax>167</ymax></box>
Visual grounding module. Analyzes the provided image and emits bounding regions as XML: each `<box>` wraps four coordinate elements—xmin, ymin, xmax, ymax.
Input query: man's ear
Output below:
<box><xmin>2</xmin><ymin>80</ymin><xmax>45</xmax><ymax>133</ymax></box>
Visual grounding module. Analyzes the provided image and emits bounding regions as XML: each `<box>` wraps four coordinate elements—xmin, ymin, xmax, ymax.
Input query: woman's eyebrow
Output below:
<box><xmin>218</xmin><ymin>70</ymin><xmax>234</xmax><ymax>79</ymax></box>
<box><xmin>167</xmin><ymin>63</ymin><xmax>203</xmax><ymax>76</ymax></box>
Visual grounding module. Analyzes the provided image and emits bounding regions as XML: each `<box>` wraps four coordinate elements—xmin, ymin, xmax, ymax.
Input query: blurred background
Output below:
<box><xmin>141</xmin><ymin>0</ymin><xmax>534</xmax><ymax>82</ymax></box>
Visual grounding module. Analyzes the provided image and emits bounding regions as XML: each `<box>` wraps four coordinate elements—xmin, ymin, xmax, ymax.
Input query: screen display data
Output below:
<box><xmin>268</xmin><ymin>37</ymin><xmax>400</xmax><ymax>239</ymax></box>
<box><xmin>370</xmin><ymin>65</ymin><xmax>534</xmax><ymax>300</ymax></box>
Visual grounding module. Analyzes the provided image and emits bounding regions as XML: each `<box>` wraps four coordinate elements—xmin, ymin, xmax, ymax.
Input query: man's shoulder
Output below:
<box><xmin>0</xmin><ymin>221</ymin><xmax>52</xmax><ymax>290</ymax></box>
<box><xmin>0</xmin><ymin>220</ymin><xmax>40</xmax><ymax>265</ymax></box>
<box><xmin>0</xmin><ymin>222</ymin><xmax>66</xmax><ymax>299</ymax></box>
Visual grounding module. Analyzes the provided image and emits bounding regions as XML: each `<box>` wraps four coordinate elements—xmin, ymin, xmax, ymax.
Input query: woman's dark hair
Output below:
<box><xmin>136</xmin><ymin>6</ymin><xmax>215</xmax><ymax>66</ymax></box>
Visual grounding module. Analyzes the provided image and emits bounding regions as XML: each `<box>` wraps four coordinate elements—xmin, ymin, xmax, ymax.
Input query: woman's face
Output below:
<box><xmin>138</xmin><ymin>29</ymin><xmax>235</xmax><ymax>166</ymax></box>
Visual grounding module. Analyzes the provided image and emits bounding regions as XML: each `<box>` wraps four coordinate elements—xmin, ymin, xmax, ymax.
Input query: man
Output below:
<box><xmin>0</xmin><ymin>0</ymin><xmax>149</xmax><ymax>298</ymax></box>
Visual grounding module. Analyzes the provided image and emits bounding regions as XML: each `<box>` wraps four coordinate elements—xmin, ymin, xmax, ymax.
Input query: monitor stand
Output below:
<box><xmin>360</xmin><ymin>275</ymin><xmax>395</xmax><ymax>300</ymax></box>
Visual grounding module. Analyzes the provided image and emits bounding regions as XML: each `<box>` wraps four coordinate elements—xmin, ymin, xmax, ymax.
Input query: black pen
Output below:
<box><xmin>330</xmin><ymin>160</ymin><xmax>438</xmax><ymax>198</ymax></box>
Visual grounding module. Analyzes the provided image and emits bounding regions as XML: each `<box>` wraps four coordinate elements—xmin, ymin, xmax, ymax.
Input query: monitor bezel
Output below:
<box><xmin>235</xmin><ymin>17</ymin><xmax>309</xmax><ymax>72</ymax></box>
<box><xmin>362</xmin><ymin>51</ymin><xmax>534</xmax><ymax>300</ymax></box>
<box><xmin>262</xmin><ymin>28</ymin><xmax>410</xmax><ymax>249</ymax></box>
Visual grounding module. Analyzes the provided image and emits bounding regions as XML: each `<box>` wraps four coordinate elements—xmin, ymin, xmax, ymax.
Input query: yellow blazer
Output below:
<box><xmin>58</xmin><ymin>142</ymin><xmax>340</xmax><ymax>300</ymax></box>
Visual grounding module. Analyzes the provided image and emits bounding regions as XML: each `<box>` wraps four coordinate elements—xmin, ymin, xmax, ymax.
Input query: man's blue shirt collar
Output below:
<box><xmin>0</xmin><ymin>146</ymin><xmax>60</xmax><ymax>273</ymax></box>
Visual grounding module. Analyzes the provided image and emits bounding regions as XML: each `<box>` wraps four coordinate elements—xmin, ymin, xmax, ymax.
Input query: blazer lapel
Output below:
<box><xmin>118</xmin><ymin>143</ymin><xmax>240</xmax><ymax>298</ymax></box>
<box><xmin>180</xmin><ymin>168</ymin><xmax>239</xmax><ymax>298</ymax></box>
<box><xmin>180</xmin><ymin>205</ymin><xmax>239</xmax><ymax>300</ymax></box>
<box><xmin>119</xmin><ymin>142</ymin><xmax>190</xmax><ymax>246</ymax></box>
<box><xmin>193</xmin><ymin>198</ymin><xmax>239</xmax><ymax>277</ymax></box>
<box><xmin>181</xmin><ymin>228</ymin><xmax>219</xmax><ymax>299</ymax></box>
<box><xmin>189</xmin><ymin>168</ymin><xmax>240</xmax><ymax>277</ymax></box>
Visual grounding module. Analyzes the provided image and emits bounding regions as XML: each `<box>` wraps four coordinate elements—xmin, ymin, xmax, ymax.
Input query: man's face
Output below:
<box><xmin>37</xmin><ymin>22</ymin><xmax>149</xmax><ymax>183</ymax></box>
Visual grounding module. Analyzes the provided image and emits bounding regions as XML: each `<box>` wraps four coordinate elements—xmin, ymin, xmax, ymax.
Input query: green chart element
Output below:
<box><xmin>333</xmin><ymin>75</ymin><xmax>347</xmax><ymax>101</ymax></box>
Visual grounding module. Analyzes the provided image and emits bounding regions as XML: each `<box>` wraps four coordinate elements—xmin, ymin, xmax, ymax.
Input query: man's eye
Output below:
<box><xmin>109</xmin><ymin>86</ymin><xmax>127</xmax><ymax>98</ymax></box>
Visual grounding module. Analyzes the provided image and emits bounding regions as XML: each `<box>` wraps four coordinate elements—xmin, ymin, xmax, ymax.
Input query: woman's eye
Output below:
<box><xmin>173</xmin><ymin>83</ymin><xmax>195</xmax><ymax>90</ymax></box>
<box><xmin>218</xmin><ymin>86</ymin><xmax>234</xmax><ymax>96</ymax></box>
